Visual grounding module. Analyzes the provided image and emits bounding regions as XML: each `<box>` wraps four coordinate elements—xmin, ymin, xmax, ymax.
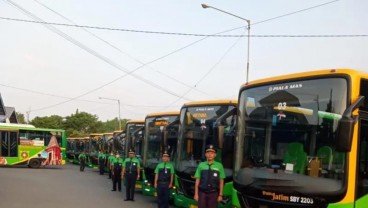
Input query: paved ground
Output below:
<box><xmin>0</xmin><ymin>164</ymin><xmax>171</xmax><ymax>208</ymax></box>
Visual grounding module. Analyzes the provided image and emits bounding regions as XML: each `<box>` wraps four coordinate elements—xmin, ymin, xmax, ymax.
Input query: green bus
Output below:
<box><xmin>124</xmin><ymin>120</ymin><xmax>145</xmax><ymax>189</ymax></box>
<box><xmin>142</xmin><ymin>111</ymin><xmax>180</xmax><ymax>197</ymax></box>
<box><xmin>86</xmin><ymin>133</ymin><xmax>103</xmax><ymax>168</ymax></box>
<box><xmin>233</xmin><ymin>69</ymin><xmax>368</xmax><ymax>208</ymax></box>
<box><xmin>112</xmin><ymin>130</ymin><xmax>126</xmax><ymax>156</ymax></box>
<box><xmin>174</xmin><ymin>100</ymin><xmax>238</xmax><ymax>208</ymax></box>
<box><xmin>0</xmin><ymin>123</ymin><xmax>66</xmax><ymax>168</ymax></box>
<box><xmin>66</xmin><ymin>137</ymin><xmax>89</xmax><ymax>164</ymax></box>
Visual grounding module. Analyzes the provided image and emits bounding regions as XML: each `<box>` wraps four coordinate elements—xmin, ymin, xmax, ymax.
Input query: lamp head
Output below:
<box><xmin>201</xmin><ymin>4</ymin><xmax>210</xmax><ymax>9</ymax></box>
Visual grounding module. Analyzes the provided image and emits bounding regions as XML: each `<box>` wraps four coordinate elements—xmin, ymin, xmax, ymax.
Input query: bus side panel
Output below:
<box><xmin>355</xmin><ymin>194</ymin><xmax>368</xmax><ymax>208</ymax></box>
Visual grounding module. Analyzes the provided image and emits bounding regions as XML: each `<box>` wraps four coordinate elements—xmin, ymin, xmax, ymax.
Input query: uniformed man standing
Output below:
<box><xmin>122</xmin><ymin>148</ymin><xmax>140</xmax><ymax>201</ymax></box>
<box><xmin>78</xmin><ymin>151</ymin><xmax>87</xmax><ymax>172</ymax></box>
<box><xmin>194</xmin><ymin>144</ymin><xmax>225</xmax><ymax>208</ymax></box>
<box><xmin>108</xmin><ymin>152</ymin><xmax>115</xmax><ymax>179</ymax></box>
<box><xmin>154</xmin><ymin>150</ymin><xmax>174</xmax><ymax>208</ymax></box>
<box><xmin>111</xmin><ymin>152</ymin><xmax>124</xmax><ymax>192</ymax></box>
<box><xmin>98</xmin><ymin>151</ymin><xmax>106</xmax><ymax>175</ymax></box>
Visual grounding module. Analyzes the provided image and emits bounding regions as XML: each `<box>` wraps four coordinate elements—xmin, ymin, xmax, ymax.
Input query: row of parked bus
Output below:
<box><xmin>66</xmin><ymin>100</ymin><xmax>237</xmax><ymax>207</ymax></box>
<box><xmin>67</xmin><ymin>69</ymin><xmax>368</xmax><ymax>208</ymax></box>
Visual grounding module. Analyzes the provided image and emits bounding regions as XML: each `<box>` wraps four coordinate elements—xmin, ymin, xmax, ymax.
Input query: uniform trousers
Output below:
<box><xmin>157</xmin><ymin>182</ymin><xmax>170</xmax><ymax>208</ymax></box>
<box><xmin>79</xmin><ymin>160</ymin><xmax>85</xmax><ymax>171</ymax></box>
<box><xmin>112</xmin><ymin>169</ymin><xmax>122</xmax><ymax>191</ymax></box>
<box><xmin>125</xmin><ymin>173</ymin><xmax>137</xmax><ymax>200</ymax></box>
<box><xmin>198</xmin><ymin>191</ymin><xmax>219</xmax><ymax>208</ymax></box>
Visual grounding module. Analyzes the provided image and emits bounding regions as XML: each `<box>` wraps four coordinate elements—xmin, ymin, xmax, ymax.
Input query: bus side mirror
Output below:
<box><xmin>217</xmin><ymin>126</ymin><xmax>224</xmax><ymax>149</ymax></box>
<box><xmin>335</xmin><ymin>96</ymin><xmax>365</xmax><ymax>152</ymax></box>
<box><xmin>335</xmin><ymin>117</ymin><xmax>354</xmax><ymax>152</ymax></box>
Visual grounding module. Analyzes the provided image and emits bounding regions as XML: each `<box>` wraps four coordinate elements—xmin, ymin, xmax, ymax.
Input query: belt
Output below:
<box><xmin>200</xmin><ymin>189</ymin><xmax>218</xmax><ymax>193</ymax></box>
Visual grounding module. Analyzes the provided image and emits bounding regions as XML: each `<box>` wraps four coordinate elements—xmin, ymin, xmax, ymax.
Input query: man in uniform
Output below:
<box><xmin>122</xmin><ymin>148</ymin><xmax>140</xmax><ymax>201</ymax></box>
<box><xmin>78</xmin><ymin>151</ymin><xmax>87</xmax><ymax>172</ymax></box>
<box><xmin>111</xmin><ymin>152</ymin><xmax>124</xmax><ymax>192</ymax></box>
<box><xmin>194</xmin><ymin>144</ymin><xmax>225</xmax><ymax>208</ymax></box>
<box><xmin>154</xmin><ymin>150</ymin><xmax>174</xmax><ymax>208</ymax></box>
<box><xmin>107</xmin><ymin>152</ymin><xmax>115</xmax><ymax>179</ymax></box>
<box><xmin>98</xmin><ymin>151</ymin><xmax>106</xmax><ymax>175</ymax></box>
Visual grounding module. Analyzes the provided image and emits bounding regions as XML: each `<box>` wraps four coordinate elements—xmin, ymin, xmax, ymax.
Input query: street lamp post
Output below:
<box><xmin>201</xmin><ymin>3</ymin><xmax>251</xmax><ymax>83</ymax></box>
<box><xmin>99</xmin><ymin>97</ymin><xmax>121</xmax><ymax>130</ymax></box>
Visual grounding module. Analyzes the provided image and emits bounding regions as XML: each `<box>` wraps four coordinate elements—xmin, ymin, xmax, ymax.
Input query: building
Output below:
<box><xmin>0</xmin><ymin>94</ymin><xmax>19</xmax><ymax>123</ymax></box>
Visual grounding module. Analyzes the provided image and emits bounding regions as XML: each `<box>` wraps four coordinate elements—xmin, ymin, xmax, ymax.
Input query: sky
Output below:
<box><xmin>1</xmin><ymin>0</ymin><xmax>367</xmax><ymax>122</ymax></box>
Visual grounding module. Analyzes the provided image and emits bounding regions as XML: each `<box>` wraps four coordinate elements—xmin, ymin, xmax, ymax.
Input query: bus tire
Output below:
<box><xmin>29</xmin><ymin>159</ymin><xmax>41</xmax><ymax>168</ymax></box>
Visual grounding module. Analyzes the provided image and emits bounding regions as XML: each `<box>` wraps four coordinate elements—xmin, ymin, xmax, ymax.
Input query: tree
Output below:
<box><xmin>63</xmin><ymin>111</ymin><xmax>100</xmax><ymax>137</ymax></box>
<box><xmin>30</xmin><ymin>115</ymin><xmax>64</xmax><ymax>129</ymax></box>
<box><xmin>15</xmin><ymin>112</ymin><xmax>26</xmax><ymax>124</ymax></box>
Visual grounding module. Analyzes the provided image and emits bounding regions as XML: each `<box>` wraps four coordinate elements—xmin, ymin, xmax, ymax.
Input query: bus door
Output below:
<box><xmin>0</xmin><ymin>130</ymin><xmax>18</xmax><ymax>158</ymax></box>
<box><xmin>357</xmin><ymin>115</ymin><xmax>368</xmax><ymax>207</ymax></box>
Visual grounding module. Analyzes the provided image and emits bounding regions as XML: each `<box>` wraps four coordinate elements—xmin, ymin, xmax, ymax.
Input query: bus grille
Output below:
<box><xmin>178</xmin><ymin>177</ymin><xmax>195</xmax><ymax>198</ymax></box>
<box><xmin>237</xmin><ymin>193</ymin><xmax>320</xmax><ymax>208</ymax></box>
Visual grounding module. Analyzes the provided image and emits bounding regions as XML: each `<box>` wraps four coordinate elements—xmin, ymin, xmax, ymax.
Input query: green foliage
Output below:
<box><xmin>63</xmin><ymin>111</ymin><xmax>100</xmax><ymax>137</ymax></box>
<box><xmin>31</xmin><ymin>115</ymin><xmax>64</xmax><ymax>129</ymax></box>
<box><xmin>29</xmin><ymin>110</ymin><xmax>130</xmax><ymax>138</ymax></box>
<box><xmin>15</xmin><ymin>112</ymin><xmax>26</xmax><ymax>124</ymax></box>
<box><xmin>96</xmin><ymin>118</ymin><xmax>128</xmax><ymax>132</ymax></box>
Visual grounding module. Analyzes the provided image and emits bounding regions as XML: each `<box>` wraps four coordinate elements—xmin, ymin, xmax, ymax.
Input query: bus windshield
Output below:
<box><xmin>176</xmin><ymin>104</ymin><xmax>236</xmax><ymax>176</ymax></box>
<box><xmin>125</xmin><ymin>122</ymin><xmax>144</xmax><ymax>158</ymax></box>
<box><xmin>236</xmin><ymin>78</ymin><xmax>348</xmax><ymax>198</ymax></box>
<box><xmin>144</xmin><ymin>115</ymin><xmax>179</xmax><ymax>169</ymax></box>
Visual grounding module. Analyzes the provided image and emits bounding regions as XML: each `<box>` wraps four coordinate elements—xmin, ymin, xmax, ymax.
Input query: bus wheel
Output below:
<box><xmin>29</xmin><ymin>159</ymin><xmax>41</xmax><ymax>168</ymax></box>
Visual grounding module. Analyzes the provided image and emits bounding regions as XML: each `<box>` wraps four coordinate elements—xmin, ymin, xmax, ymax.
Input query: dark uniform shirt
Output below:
<box><xmin>78</xmin><ymin>153</ymin><xmax>86</xmax><ymax>161</ymax></box>
<box><xmin>112</xmin><ymin>157</ymin><xmax>124</xmax><ymax>168</ymax></box>
<box><xmin>123</xmin><ymin>157</ymin><xmax>141</xmax><ymax>174</ymax></box>
<box><xmin>154</xmin><ymin>162</ymin><xmax>174</xmax><ymax>183</ymax></box>
<box><xmin>194</xmin><ymin>161</ymin><xmax>225</xmax><ymax>192</ymax></box>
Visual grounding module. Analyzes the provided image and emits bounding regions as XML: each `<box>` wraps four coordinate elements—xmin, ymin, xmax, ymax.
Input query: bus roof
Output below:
<box><xmin>89</xmin><ymin>133</ymin><xmax>104</xmax><ymax>136</ymax></box>
<box><xmin>0</xmin><ymin>123</ymin><xmax>65</xmax><ymax>132</ymax></box>
<box><xmin>145</xmin><ymin>111</ymin><xmax>180</xmax><ymax>118</ymax></box>
<box><xmin>241</xmin><ymin>68</ymin><xmax>367</xmax><ymax>89</ymax></box>
<box><xmin>0</xmin><ymin>123</ymin><xmax>35</xmax><ymax>128</ymax></box>
<box><xmin>183</xmin><ymin>100</ymin><xmax>238</xmax><ymax>107</ymax></box>
<box><xmin>126</xmin><ymin>120</ymin><xmax>145</xmax><ymax>124</ymax></box>
<box><xmin>103</xmin><ymin>132</ymin><xmax>114</xmax><ymax>136</ymax></box>
<box><xmin>67</xmin><ymin>137</ymin><xmax>90</xmax><ymax>140</ymax></box>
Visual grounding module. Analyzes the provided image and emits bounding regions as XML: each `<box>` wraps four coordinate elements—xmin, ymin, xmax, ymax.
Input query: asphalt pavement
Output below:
<box><xmin>0</xmin><ymin>164</ymin><xmax>168</xmax><ymax>208</ymax></box>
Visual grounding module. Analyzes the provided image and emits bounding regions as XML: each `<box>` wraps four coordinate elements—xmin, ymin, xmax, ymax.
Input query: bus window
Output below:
<box><xmin>357</xmin><ymin>119</ymin><xmax>368</xmax><ymax>198</ymax></box>
<box><xmin>0</xmin><ymin>131</ymin><xmax>17</xmax><ymax>157</ymax></box>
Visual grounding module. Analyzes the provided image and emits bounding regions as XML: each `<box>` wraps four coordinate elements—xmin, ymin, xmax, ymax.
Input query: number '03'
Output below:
<box><xmin>278</xmin><ymin>102</ymin><xmax>287</xmax><ymax>110</ymax></box>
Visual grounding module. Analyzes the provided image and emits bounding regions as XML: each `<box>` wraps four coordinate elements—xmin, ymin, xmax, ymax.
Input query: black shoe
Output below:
<box><xmin>111</xmin><ymin>189</ymin><xmax>116</xmax><ymax>191</ymax></box>
<box><xmin>124</xmin><ymin>199</ymin><xmax>129</xmax><ymax>201</ymax></box>
<box><xmin>130</xmin><ymin>199</ymin><xmax>134</xmax><ymax>202</ymax></box>
<box><xmin>118</xmin><ymin>190</ymin><xmax>121</xmax><ymax>192</ymax></box>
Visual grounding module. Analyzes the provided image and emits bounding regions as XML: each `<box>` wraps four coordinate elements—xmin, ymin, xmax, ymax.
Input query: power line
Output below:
<box><xmin>4</xmin><ymin>0</ymin><xmax>195</xmax><ymax>112</ymax></box>
<box><xmin>2</xmin><ymin>0</ymin><xmax>353</xmax><ymax>113</ymax></box>
<box><xmin>0</xmin><ymin>83</ymin><xmax>167</xmax><ymax>108</ymax></box>
<box><xmin>3</xmin><ymin>1</ymin><xmax>365</xmax><ymax>38</ymax></box>
<box><xmin>2</xmin><ymin>16</ymin><xmax>367</xmax><ymax>38</ymax></box>
<box><xmin>32</xmin><ymin>0</ymin><xmax>216</xmax><ymax>99</ymax></box>
<box><xmin>252</xmin><ymin>0</ymin><xmax>339</xmax><ymax>26</ymax></box>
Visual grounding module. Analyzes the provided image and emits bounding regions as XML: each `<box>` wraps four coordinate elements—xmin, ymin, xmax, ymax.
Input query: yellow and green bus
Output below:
<box><xmin>86</xmin><ymin>133</ymin><xmax>104</xmax><ymax>168</ymax></box>
<box><xmin>0</xmin><ymin>123</ymin><xmax>66</xmax><ymax>168</ymax></box>
<box><xmin>142</xmin><ymin>111</ymin><xmax>180</xmax><ymax>197</ymax></box>
<box><xmin>124</xmin><ymin>120</ymin><xmax>145</xmax><ymax>189</ymax></box>
<box><xmin>112</xmin><ymin>130</ymin><xmax>125</xmax><ymax>156</ymax></box>
<box><xmin>101</xmin><ymin>132</ymin><xmax>114</xmax><ymax>154</ymax></box>
<box><xmin>66</xmin><ymin>137</ymin><xmax>89</xmax><ymax>164</ymax></box>
<box><xmin>233</xmin><ymin>69</ymin><xmax>368</xmax><ymax>208</ymax></box>
<box><xmin>174</xmin><ymin>100</ymin><xmax>238</xmax><ymax>208</ymax></box>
